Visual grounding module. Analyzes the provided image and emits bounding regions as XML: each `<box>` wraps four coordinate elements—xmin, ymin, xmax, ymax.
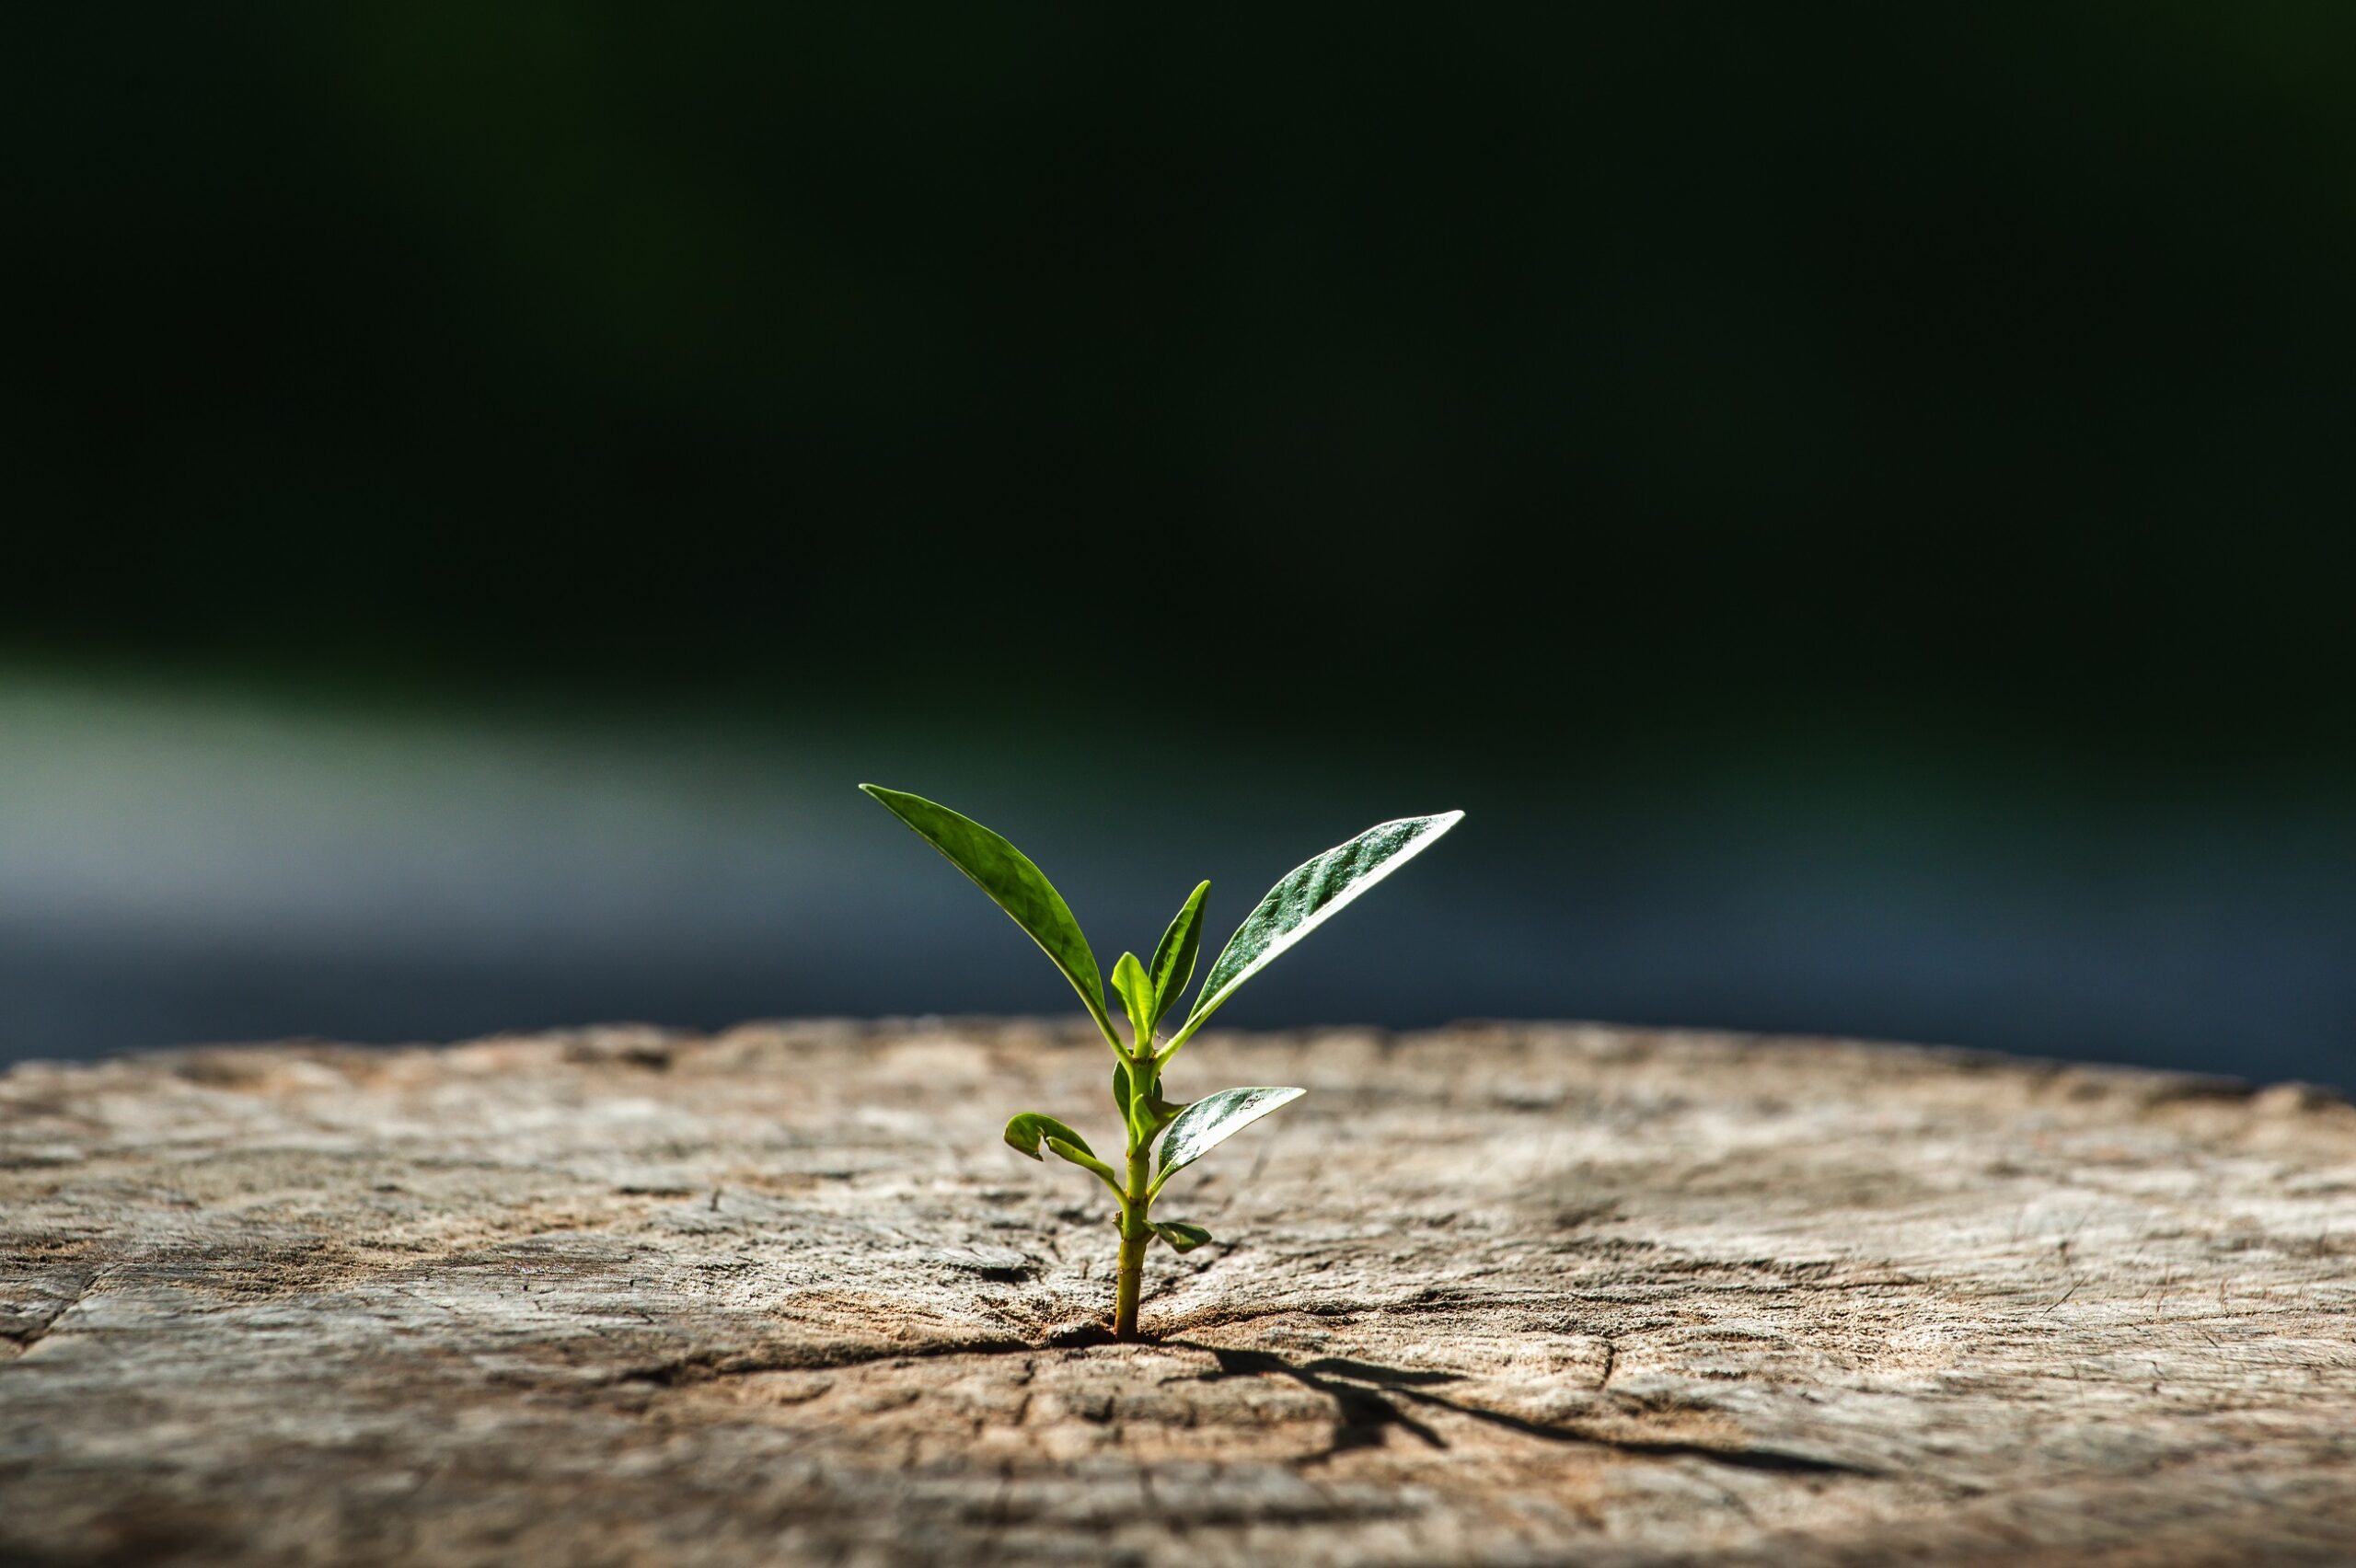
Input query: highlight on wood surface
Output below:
<box><xmin>861</xmin><ymin>784</ymin><xmax>1463</xmax><ymax>1338</ymax></box>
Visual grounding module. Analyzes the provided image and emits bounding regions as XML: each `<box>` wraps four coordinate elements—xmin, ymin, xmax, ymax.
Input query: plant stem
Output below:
<box><xmin>1113</xmin><ymin>1053</ymin><xmax>1154</xmax><ymax>1340</ymax></box>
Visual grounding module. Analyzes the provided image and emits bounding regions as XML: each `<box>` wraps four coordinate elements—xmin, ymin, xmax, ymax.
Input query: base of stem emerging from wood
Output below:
<box><xmin>1113</xmin><ymin>1222</ymin><xmax>1148</xmax><ymax>1340</ymax></box>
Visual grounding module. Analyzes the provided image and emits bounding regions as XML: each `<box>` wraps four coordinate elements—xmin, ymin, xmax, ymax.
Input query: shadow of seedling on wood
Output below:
<box><xmin>861</xmin><ymin>784</ymin><xmax>1462</xmax><ymax>1342</ymax></box>
<box><xmin>1165</xmin><ymin>1345</ymin><xmax>1456</xmax><ymax>1459</ymax></box>
<box><xmin>1165</xmin><ymin>1344</ymin><xmax>1877</xmax><ymax>1477</ymax></box>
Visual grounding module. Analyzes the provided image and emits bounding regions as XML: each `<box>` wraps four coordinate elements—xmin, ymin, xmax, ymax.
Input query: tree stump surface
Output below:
<box><xmin>4</xmin><ymin>1019</ymin><xmax>2353</xmax><ymax>1567</ymax></box>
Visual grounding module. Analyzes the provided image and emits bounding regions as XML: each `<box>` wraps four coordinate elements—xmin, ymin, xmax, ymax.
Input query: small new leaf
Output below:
<box><xmin>1003</xmin><ymin>1112</ymin><xmax>1095</xmax><ymax>1162</ymax></box>
<box><xmin>1046</xmin><ymin>1138</ymin><xmax>1120</xmax><ymax>1192</ymax></box>
<box><xmin>1165</xmin><ymin>813</ymin><xmax>1462</xmax><ymax>1057</ymax></box>
<box><xmin>1151</xmin><ymin>1219</ymin><xmax>1213</xmax><ymax>1252</ymax></box>
<box><xmin>1111</xmin><ymin>951</ymin><xmax>1155</xmax><ymax>1049</ymax></box>
<box><xmin>1114</xmin><ymin>1060</ymin><xmax>1187</xmax><ymax>1147</ymax></box>
<box><xmin>1152</xmin><ymin>1086</ymin><xmax>1305</xmax><ymax>1195</ymax></box>
<box><xmin>1145</xmin><ymin>881</ymin><xmax>1210</xmax><ymax>1028</ymax></box>
<box><xmin>860</xmin><ymin>785</ymin><xmax>1121</xmax><ymax>1051</ymax></box>
<box><xmin>1004</xmin><ymin>1113</ymin><xmax>1123</xmax><ymax>1194</ymax></box>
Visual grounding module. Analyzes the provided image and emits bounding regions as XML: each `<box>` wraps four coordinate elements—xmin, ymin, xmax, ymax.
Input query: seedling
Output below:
<box><xmin>860</xmin><ymin>784</ymin><xmax>1462</xmax><ymax>1340</ymax></box>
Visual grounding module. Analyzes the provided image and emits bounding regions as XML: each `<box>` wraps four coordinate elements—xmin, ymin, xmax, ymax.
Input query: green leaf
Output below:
<box><xmin>1111</xmin><ymin>951</ymin><xmax>1155</xmax><ymax>1050</ymax></box>
<box><xmin>1164</xmin><ymin>812</ymin><xmax>1462</xmax><ymax>1056</ymax></box>
<box><xmin>1003</xmin><ymin>1112</ymin><xmax>1097</xmax><ymax>1161</ymax></box>
<box><xmin>1151</xmin><ymin>1219</ymin><xmax>1213</xmax><ymax>1252</ymax></box>
<box><xmin>1004</xmin><ymin>1113</ymin><xmax>1121</xmax><ymax>1193</ymax></box>
<box><xmin>1114</xmin><ymin>1060</ymin><xmax>1187</xmax><ymax>1147</ymax></box>
<box><xmin>1145</xmin><ymin>881</ymin><xmax>1210</xmax><ymax>1029</ymax></box>
<box><xmin>1151</xmin><ymin>1086</ymin><xmax>1304</xmax><ymax>1194</ymax></box>
<box><xmin>860</xmin><ymin>785</ymin><xmax>1119</xmax><ymax>1050</ymax></box>
<box><xmin>1114</xmin><ymin>1058</ymin><xmax>1142</xmax><ymax>1144</ymax></box>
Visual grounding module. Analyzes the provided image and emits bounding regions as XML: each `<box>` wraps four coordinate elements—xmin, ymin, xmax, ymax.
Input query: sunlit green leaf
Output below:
<box><xmin>860</xmin><ymin>784</ymin><xmax>1118</xmax><ymax>1049</ymax></box>
<box><xmin>1145</xmin><ymin>881</ymin><xmax>1210</xmax><ymax>1029</ymax></box>
<box><xmin>1111</xmin><ymin>951</ymin><xmax>1155</xmax><ymax>1049</ymax></box>
<box><xmin>1151</xmin><ymin>1219</ymin><xmax>1212</xmax><ymax>1252</ymax></box>
<box><xmin>1164</xmin><ymin>813</ymin><xmax>1461</xmax><ymax>1056</ymax></box>
<box><xmin>1151</xmin><ymin>1086</ymin><xmax>1304</xmax><ymax>1194</ymax></box>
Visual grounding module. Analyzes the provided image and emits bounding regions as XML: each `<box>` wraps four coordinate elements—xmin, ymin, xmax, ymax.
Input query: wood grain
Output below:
<box><xmin>4</xmin><ymin>1019</ymin><xmax>2352</xmax><ymax>1565</ymax></box>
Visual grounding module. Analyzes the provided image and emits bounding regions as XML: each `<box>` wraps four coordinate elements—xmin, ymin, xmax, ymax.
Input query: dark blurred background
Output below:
<box><xmin>3</xmin><ymin>6</ymin><xmax>2350</xmax><ymax>1082</ymax></box>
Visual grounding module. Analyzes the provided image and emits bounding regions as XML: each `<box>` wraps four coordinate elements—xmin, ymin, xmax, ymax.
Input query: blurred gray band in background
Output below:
<box><xmin>4</xmin><ymin>672</ymin><xmax>2344</xmax><ymax>1088</ymax></box>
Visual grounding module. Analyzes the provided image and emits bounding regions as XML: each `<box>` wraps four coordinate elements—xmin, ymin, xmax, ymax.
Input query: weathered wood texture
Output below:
<box><xmin>4</xmin><ymin>1019</ymin><xmax>2353</xmax><ymax>1566</ymax></box>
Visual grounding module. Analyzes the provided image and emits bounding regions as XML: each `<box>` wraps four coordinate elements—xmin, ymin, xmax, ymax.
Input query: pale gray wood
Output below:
<box><xmin>4</xmin><ymin>1019</ymin><xmax>2352</xmax><ymax>1565</ymax></box>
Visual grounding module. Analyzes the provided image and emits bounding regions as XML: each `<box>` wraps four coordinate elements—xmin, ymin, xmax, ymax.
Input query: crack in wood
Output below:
<box><xmin>1</xmin><ymin>1265</ymin><xmax>108</xmax><ymax>1357</ymax></box>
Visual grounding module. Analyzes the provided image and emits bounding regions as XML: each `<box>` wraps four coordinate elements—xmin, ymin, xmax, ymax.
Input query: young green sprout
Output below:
<box><xmin>860</xmin><ymin>785</ymin><xmax>1462</xmax><ymax>1341</ymax></box>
